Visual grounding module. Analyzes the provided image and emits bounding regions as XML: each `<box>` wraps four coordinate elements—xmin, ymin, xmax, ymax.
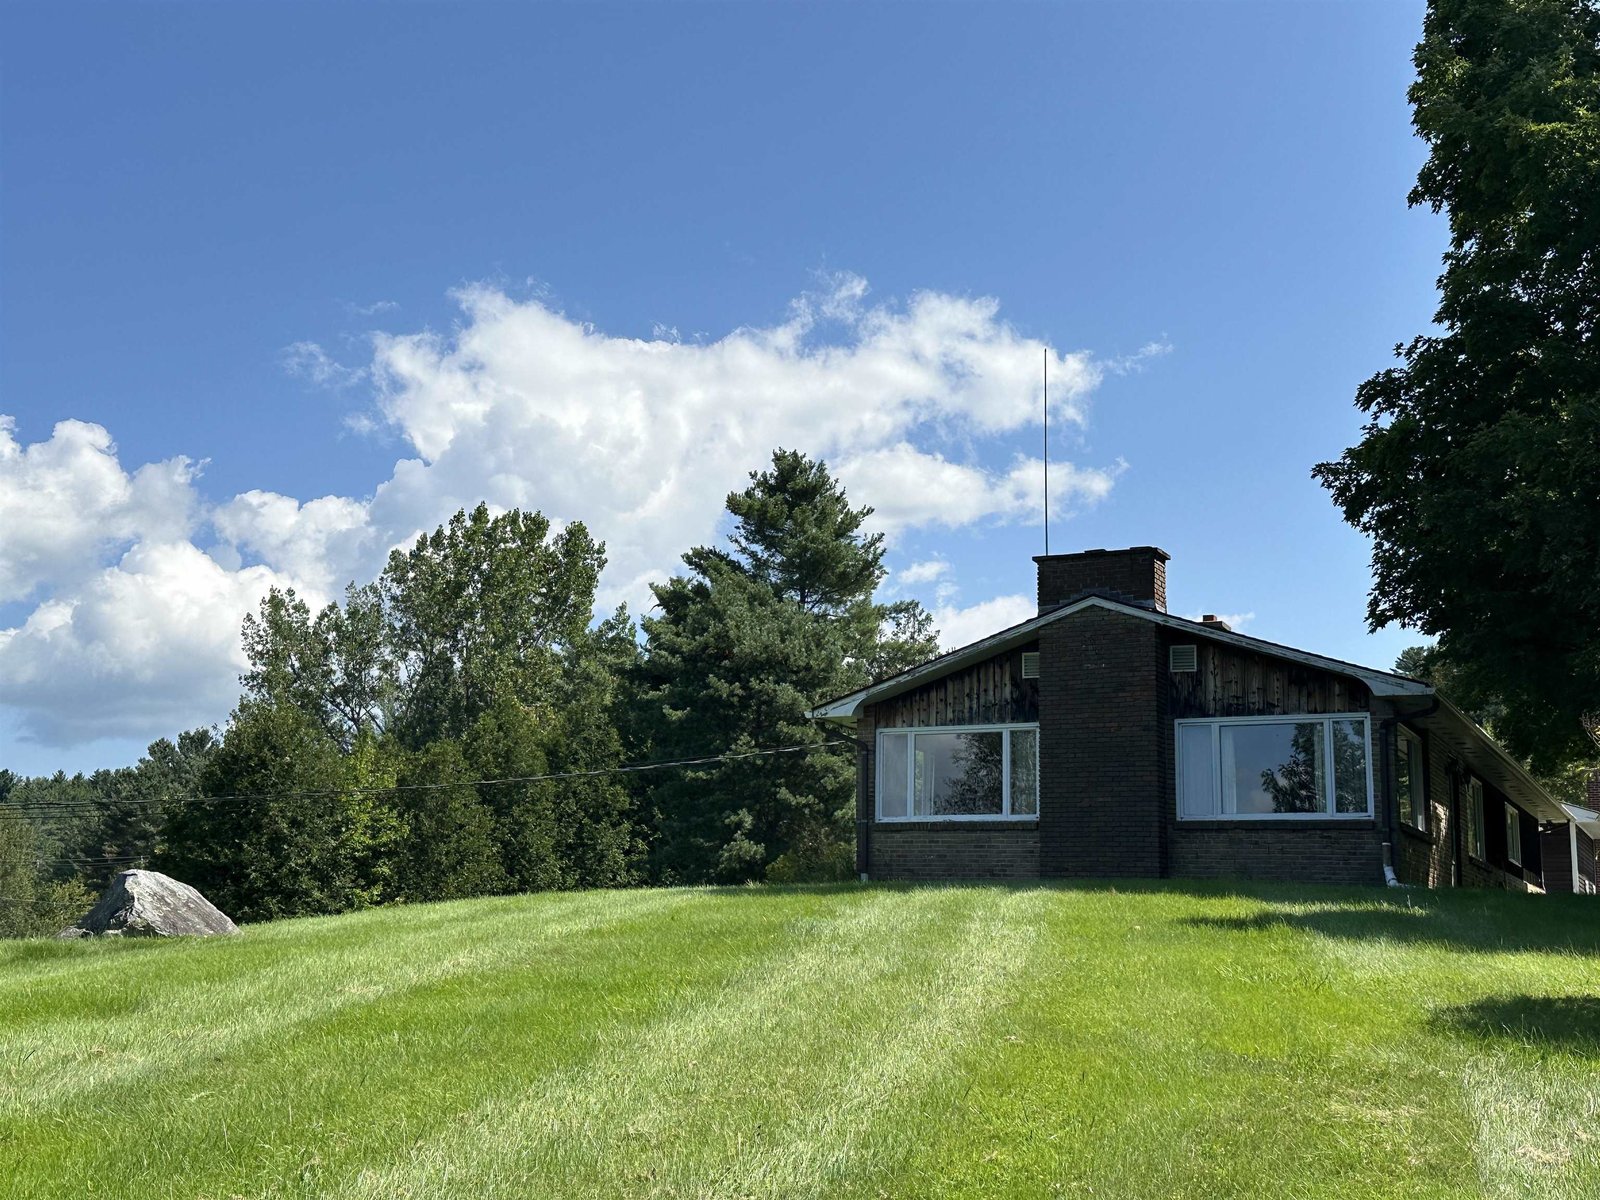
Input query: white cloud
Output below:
<box><xmin>283</xmin><ymin>341</ymin><xmax>365</xmax><ymax>389</ymax></box>
<box><xmin>212</xmin><ymin>491</ymin><xmax>375</xmax><ymax>594</ymax></box>
<box><xmin>1</xmin><ymin>275</ymin><xmax>1138</xmax><ymax>750</ymax></box>
<box><xmin>931</xmin><ymin>594</ymin><xmax>1037</xmax><ymax>651</ymax></box>
<box><xmin>839</xmin><ymin>444</ymin><xmax>1121</xmax><ymax>534</ymax></box>
<box><xmin>355</xmin><ymin>276</ymin><xmax>1114</xmax><ymax>613</ymax></box>
<box><xmin>345</xmin><ymin>299</ymin><xmax>400</xmax><ymax>317</ymax></box>
<box><xmin>0</xmin><ymin>417</ymin><xmax>201</xmax><ymax>604</ymax></box>
<box><xmin>896</xmin><ymin>559</ymin><xmax>951</xmax><ymax>586</ymax></box>
<box><xmin>0</xmin><ymin>542</ymin><xmax>300</xmax><ymax>745</ymax></box>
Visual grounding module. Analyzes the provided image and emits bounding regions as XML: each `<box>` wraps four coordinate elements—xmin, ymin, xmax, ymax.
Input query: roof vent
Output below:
<box><xmin>1169</xmin><ymin>644</ymin><xmax>1198</xmax><ymax>673</ymax></box>
<box><xmin>1020</xmin><ymin>652</ymin><xmax>1040</xmax><ymax>679</ymax></box>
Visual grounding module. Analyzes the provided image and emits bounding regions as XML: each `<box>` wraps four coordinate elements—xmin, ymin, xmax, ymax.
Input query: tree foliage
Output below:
<box><xmin>636</xmin><ymin>449</ymin><xmax>938</xmax><ymax>883</ymax></box>
<box><xmin>1315</xmin><ymin>0</ymin><xmax>1600</xmax><ymax>768</ymax></box>
<box><xmin>158</xmin><ymin>702</ymin><xmax>401</xmax><ymax>922</ymax></box>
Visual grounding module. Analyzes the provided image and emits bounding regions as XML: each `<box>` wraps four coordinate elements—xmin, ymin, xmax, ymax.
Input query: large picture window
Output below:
<box><xmin>1177</xmin><ymin>714</ymin><xmax>1372</xmax><ymax>820</ymax></box>
<box><xmin>1397</xmin><ymin>726</ymin><xmax>1427</xmax><ymax>831</ymax></box>
<box><xmin>877</xmin><ymin>725</ymin><xmax>1039</xmax><ymax>821</ymax></box>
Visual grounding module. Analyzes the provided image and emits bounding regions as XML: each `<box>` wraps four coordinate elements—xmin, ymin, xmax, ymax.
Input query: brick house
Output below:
<box><xmin>810</xmin><ymin>546</ymin><xmax>1570</xmax><ymax>889</ymax></box>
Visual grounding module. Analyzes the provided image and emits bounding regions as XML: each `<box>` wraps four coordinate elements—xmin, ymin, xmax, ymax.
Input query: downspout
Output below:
<box><xmin>853</xmin><ymin>731</ymin><xmax>871</xmax><ymax>883</ymax></box>
<box><xmin>1377</xmin><ymin>717</ymin><xmax>1406</xmax><ymax>888</ymax></box>
<box><xmin>1379</xmin><ymin>694</ymin><xmax>1441</xmax><ymax>889</ymax></box>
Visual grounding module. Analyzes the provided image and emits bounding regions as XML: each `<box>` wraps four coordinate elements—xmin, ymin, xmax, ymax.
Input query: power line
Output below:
<box><xmin>0</xmin><ymin>738</ymin><xmax>853</xmax><ymax>825</ymax></box>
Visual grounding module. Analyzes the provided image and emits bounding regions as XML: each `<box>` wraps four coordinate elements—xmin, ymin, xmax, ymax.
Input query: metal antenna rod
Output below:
<box><xmin>1043</xmin><ymin>346</ymin><xmax>1050</xmax><ymax>555</ymax></box>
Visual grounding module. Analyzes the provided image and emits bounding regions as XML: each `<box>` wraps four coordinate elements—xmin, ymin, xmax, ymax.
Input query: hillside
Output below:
<box><xmin>3</xmin><ymin>882</ymin><xmax>1597</xmax><ymax>1199</ymax></box>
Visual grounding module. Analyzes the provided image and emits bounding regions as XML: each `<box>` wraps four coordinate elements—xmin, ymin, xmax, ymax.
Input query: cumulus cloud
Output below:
<box><xmin>0</xmin><ymin>418</ymin><xmax>200</xmax><ymax>604</ymax></box>
<box><xmin>0</xmin><ymin>542</ymin><xmax>299</xmax><ymax>745</ymax></box>
<box><xmin>1</xmin><ymin>275</ymin><xmax>1135</xmax><ymax>749</ymax></box>
<box><xmin>356</xmin><ymin>276</ymin><xmax>1110</xmax><ymax>611</ymax></box>
<box><xmin>930</xmin><ymin>594</ymin><xmax>1037</xmax><ymax>651</ymax></box>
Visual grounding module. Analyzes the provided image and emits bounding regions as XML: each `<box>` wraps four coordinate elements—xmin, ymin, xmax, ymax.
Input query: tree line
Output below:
<box><xmin>1</xmin><ymin>450</ymin><xmax>937</xmax><ymax>932</ymax></box>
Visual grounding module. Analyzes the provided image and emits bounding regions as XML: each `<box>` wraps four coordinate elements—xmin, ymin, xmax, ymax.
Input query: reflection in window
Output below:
<box><xmin>1397</xmin><ymin>727</ymin><xmax>1426</xmax><ymax>829</ymax></box>
<box><xmin>1177</xmin><ymin>715</ymin><xmax>1371</xmax><ymax>819</ymax></box>
<box><xmin>913</xmin><ymin>731</ymin><xmax>1003</xmax><ymax>816</ymax></box>
<box><xmin>1009</xmin><ymin>729</ymin><xmax>1039</xmax><ymax>816</ymax></box>
<box><xmin>1222</xmin><ymin>721</ymin><xmax>1325</xmax><ymax>814</ymax></box>
<box><xmin>877</xmin><ymin>726</ymin><xmax>1038</xmax><ymax>820</ymax></box>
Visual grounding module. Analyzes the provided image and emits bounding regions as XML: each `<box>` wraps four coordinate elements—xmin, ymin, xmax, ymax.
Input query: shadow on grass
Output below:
<box><xmin>1433</xmin><ymin>994</ymin><xmax>1600</xmax><ymax>1054</ymax></box>
<box><xmin>1178</xmin><ymin>893</ymin><xmax>1600</xmax><ymax>958</ymax></box>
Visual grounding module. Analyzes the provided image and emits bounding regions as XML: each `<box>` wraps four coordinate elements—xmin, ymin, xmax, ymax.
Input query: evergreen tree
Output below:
<box><xmin>637</xmin><ymin>449</ymin><xmax>938</xmax><ymax>883</ymax></box>
<box><xmin>158</xmin><ymin>701</ymin><xmax>401</xmax><ymax>922</ymax></box>
<box><xmin>393</xmin><ymin>740</ymin><xmax>504</xmax><ymax>902</ymax></box>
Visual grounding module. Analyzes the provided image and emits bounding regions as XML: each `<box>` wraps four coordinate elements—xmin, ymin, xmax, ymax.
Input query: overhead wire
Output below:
<box><xmin>0</xmin><ymin>737</ymin><xmax>859</xmax><ymax>825</ymax></box>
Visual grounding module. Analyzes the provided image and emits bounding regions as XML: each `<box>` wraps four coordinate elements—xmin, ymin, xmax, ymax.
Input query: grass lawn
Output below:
<box><xmin>3</xmin><ymin>882</ymin><xmax>1598</xmax><ymax>1199</ymax></box>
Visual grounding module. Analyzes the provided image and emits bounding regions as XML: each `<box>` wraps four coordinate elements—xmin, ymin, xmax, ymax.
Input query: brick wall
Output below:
<box><xmin>1038</xmin><ymin>607</ymin><xmax>1166</xmax><ymax>877</ymax></box>
<box><xmin>1035</xmin><ymin>547</ymin><xmax>1168</xmax><ymax>613</ymax></box>
<box><xmin>869</xmin><ymin>824</ymin><xmax>1040</xmax><ymax>880</ymax></box>
<box><xmin>1168</xmin><ymin>823</ymin><xmax>1385</xmax><ymax>884</ymax></box>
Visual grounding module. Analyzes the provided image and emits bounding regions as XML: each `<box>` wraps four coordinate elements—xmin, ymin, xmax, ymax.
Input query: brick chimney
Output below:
<box><xmin>1034</xmin><ymin>546</ymin><xmax>1169</xmax><ymax>614</ymax></box>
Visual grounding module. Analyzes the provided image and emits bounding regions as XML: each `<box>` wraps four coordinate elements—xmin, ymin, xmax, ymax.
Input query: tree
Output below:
<box><xmin>241</xmin><ymin>584</ymin><xmax>392</xmax><ymax>749</ymax></box>
<box><xmin>392</xmin><ymin>741</ymin><xmax>504</xmax><ymax>902</ymax></box>
<box><xmin>0</xmin><ymin>811</ymin><xmax>94</xmax><ymax>939</ymax></box>
<box><xmin>637</xmin><ymin>450</ymin><xmax>938</xmax><ymax>883</ymax></box>
<box><xmin>383</xmin><ymin>504</ymin><xmax>604</xmax><ymax>747</ymax></box>
<box><xmin>158</xmin><ymin>701</ymin><xmax>401</xmax><ymax>922</ymax></box>
<box><xmin>62</xmin><ymin>729</ymin><xmax>218</xmax><ymax>891</ymax></box>
<box><xmin>1314</xmin><ymin>0</ymin><xmax>1600</xmax><ymax>769</ymax></box>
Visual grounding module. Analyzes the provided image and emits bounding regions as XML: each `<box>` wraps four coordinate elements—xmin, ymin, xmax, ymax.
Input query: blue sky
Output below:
<box><xmin>0</xmin><ymin>0</ymin><xmax>1440</xmax><ymax>775</ymax></box>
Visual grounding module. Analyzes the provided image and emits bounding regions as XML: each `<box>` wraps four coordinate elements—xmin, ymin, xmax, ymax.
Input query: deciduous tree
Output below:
<box><xmin>1315</xmin><ymin>0</ymin><xmax>1600</xmax><ymax>768</ymax></box>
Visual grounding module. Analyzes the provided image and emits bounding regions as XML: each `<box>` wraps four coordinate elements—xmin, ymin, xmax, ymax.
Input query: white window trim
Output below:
<box><xmin>875</xmin><ymin>722</ymin><xmax>1040</xmax><ymax>823</ymax></box>
<box><xmin>1397</xmin><ymin>724</ymin><xmax>1428</xmax><ymax>833</ymax></box>
<box><xmin>1505</xmin><ymin>804</ymin><xmax>1523</xmax><ymax>866</ymax></box>
<box><xmin>1175</xmin><ymin>712</ymin><xmax>1374</xmax><ymax>821</ymax></box>
<box><xmin>1466</xmin><ymin>776</ymin><xmax>1487</xmax><ymax>862</ymax></box>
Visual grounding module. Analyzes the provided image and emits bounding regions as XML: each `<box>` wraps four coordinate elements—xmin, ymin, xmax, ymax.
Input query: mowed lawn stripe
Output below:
<box><xmin>0</xmin><ymin>886</ymin><xmax>869</xmax><ymax>1196</ymax></box>
<box><xmin>4</xmin><ymin>883</ymin><xmax>1598</xmax><ymax>1199</ymax></box>
<box><xmin>0</xmin><ymin>887</ymin><xmax>694</xmax><ymax>1116</ymax></box>
<box><xmin>343</xmin><ymin>884</ymin><xmax>1049</xmax><ymax>1199</ymax></box>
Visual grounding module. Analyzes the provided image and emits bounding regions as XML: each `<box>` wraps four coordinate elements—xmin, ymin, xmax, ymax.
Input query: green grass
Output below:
<box><xmin>3</xmin><ymin>882</ymin><xmax>1598</xmax><ymax>1199</ymax></box>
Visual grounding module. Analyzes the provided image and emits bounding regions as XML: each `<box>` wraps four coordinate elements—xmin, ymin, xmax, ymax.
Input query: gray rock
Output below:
<box><xmin>57</xmin><ymin>869</ymin><xmax>238</xmax><ymax>939</ymax></box>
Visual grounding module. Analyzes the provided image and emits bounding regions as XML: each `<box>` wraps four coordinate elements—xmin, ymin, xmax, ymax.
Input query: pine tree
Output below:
<box><xmin>637</xmin><ymin>449</ymin><xmax>937</xmax><ymax>883</ymax></box>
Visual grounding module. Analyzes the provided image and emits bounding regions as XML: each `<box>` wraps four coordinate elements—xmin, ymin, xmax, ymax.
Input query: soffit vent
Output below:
<box><xmin>1169</xmin><ymin>644</ymin><xmax>1198</xmax><ymax>673</ymax></box>
<box><xmin>1020</xmin><ymin>652</ymin><xmax>1040</xmax><ymax>679</ymax></box>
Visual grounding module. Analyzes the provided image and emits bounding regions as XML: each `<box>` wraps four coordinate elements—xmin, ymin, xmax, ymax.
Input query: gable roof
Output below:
<box><xmin>809</xmin><ymin>594</ymin><xmax>1431</xmax><ymax>723</ymax></box>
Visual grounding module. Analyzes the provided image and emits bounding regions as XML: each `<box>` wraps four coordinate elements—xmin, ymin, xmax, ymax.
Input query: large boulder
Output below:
<box><xmin>57</xmin><ymin>870</ymin><xmax>238</xmax><ymax>939</ymax></box>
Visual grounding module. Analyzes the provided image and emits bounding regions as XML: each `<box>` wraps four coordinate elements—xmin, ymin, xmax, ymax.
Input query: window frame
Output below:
<box><xmin>875</xmin><ymin>723</ymin><xmax>1040</xmax><ymax>823</ymax></box>
<box><xmin>1504</xmin><ymin>803</ymin><xmax>1523</xmax><ymax>867</ymax></box>
<box><xmin>1396</xmin><ymin>724</ymin><xmax>1428</xmax><ymax>833</ymax></box>
<box><xmin>1466</xmin><ymin>776</ymin><xmax>1486</xmax><ymax>862</ymax></box>
<box><xmin>1174</xmin><ymin>712</ymin><xmax>1374</xmax><ymax>822</ymax></box>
